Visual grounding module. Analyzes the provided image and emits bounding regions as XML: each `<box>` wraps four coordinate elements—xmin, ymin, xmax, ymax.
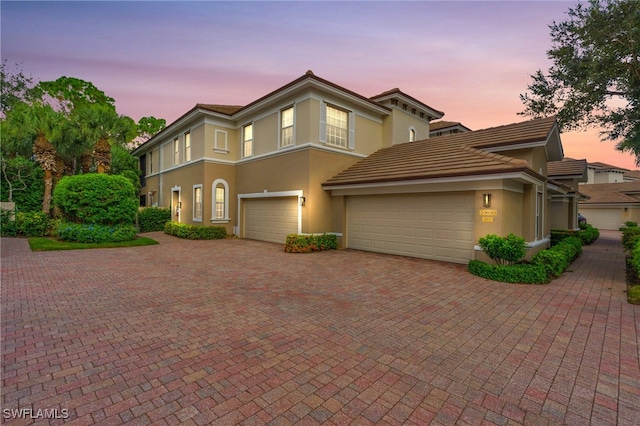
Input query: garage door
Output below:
<box><xmin>243</xmin><ymin>197</ymin><xmax>299</xmax><ymax>244</ymax></box>
<box><xmin>347</xmin><ymin>193</ymin><xmax>475</xmax><ymax>264</ymax></box>
<box><xmin>579</xmin><ymin>207</ymin><xmax>624</xmax><ymax>230</ymax></box>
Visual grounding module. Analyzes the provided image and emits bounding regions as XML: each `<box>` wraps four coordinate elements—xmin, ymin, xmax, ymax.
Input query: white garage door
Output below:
<box><xmin>347</xmin><ymin>193</ymin><xmax>475</xmax><ymax>264</ymax></box>
<box><xmin>579</xmin><ymin>207</ymin><xmax>624</xmax><ymax>230</ymax></box>
<box><xmin>243</xmin><ymin>197</ymin><xmax>299</xmax><ymax>244</ymax></box>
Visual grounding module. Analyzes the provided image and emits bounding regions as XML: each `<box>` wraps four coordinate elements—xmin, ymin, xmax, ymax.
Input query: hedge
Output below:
<box><xmin>285</xmin><ymin>234</ymin><xmax>338</xmax><ymax>253</ymax></box>
<box><xmin>138</xmin><ymin>207</ymin><xmax>171</xmax><ymax>233</ymax></box>
<box><xmin>468</xmin><ymin>260</ymin><xmax>548</xmax><ymax>284</ymax></box>
<box><xmin>164</xmin><ymin>222</ymin><xmax>226</xmax><ymax>240</ymax></box>
<box><xmin>57</xmin><ymin>222</ymin><xmax>138</xmax><ymax>243</ymax></box>
<box><xmin>469</xmin><ymin>235</ymin><xmax>583</xmax><ymax>284</ymax></box>
<box><xmin>1</xmin><ymin>210</ymin><xmax>51</xmax><ymax>237</ymax></box>
<box><xmin>577</xmin><ymin>223</ymin><xmax>599</xmax><ymax>245</ymax></box>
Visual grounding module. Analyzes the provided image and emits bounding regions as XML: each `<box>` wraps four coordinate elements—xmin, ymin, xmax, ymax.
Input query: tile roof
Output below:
<box><xmin>588</xmin><ymin>161</ymin><xmax>629</xmax><ymax>172</ymax></box>
<box><xmin>429</xmin><ymin>121</ymin><xmax>471</xmax><ymax>132</ymax></box>
<box><xmin>579</xmin><ymin>182</ymin><xmax>640</xmax><ymax>204</ymax></box>
<box><xmin>323</xmin><ymin>117</ymin><xmax>557</xmax><ymax>187</ymax></box>
<box><xmin>196</xmin><ymin>104</ymin><xmax>244</xmax><ymax>115</ymax></box>
<box><xmin>548</xmin><ymin>158</ymin><xmax>587</xmax><ymax>179</ymax></box>
<box><xmin>624</xmin><ymin>170</ymin><xmax>640</xmax><ymax>181</ymax></box>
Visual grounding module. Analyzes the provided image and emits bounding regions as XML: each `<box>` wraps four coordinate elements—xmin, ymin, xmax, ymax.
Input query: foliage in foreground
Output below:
<box><xmin>1</xmin><ymin>209</ymin><xmax>51</xmax><ymax>237</ymax></box>
<box><xmin>477</xmin><ymin>233</ymin><xmax>526</xmax><ymax>266</ymax></box>
<box><xmin>164</xmin><ymin>222</ymin><xmax>226</xmax><ymax>240</ymax></box>
<box><xmin>285</xmin><ymin>234</ymin><xmax>338</xmax><ymax>253</ymax></box>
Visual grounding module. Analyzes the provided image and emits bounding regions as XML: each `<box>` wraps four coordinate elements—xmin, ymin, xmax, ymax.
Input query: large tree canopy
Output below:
<box><xmin>519</xmin><ymin>0</ymin><xmax>640</xmax><ymax>164</ymax></box>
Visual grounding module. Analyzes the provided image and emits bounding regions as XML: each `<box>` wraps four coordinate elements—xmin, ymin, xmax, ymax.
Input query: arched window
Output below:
<box><xmin>409</xmin><ymin>127</ymin><xmax>417</xmax><ymax>142</ymax></box>
<box><xmin>211</xmin><ymin>179</ymin><xmax>229</xmax><ymax>222</ymax></box>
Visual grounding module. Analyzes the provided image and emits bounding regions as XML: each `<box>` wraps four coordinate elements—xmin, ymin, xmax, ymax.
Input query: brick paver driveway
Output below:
<box><xmin>2</xmin><ymin>230</ymin><xmax>639</xmax><ymax>425</ymax></box>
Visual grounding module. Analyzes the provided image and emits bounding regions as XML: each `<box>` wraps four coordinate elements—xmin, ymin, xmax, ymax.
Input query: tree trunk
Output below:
<box><xmin>42</xmin><ymin>169</ymin><xmax>52</xmax><ymax>214</ymax></box>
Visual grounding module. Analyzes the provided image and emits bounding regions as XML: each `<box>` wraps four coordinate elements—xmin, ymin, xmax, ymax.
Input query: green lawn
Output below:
<box><xmin>28</xmin><ymin>236</ymin><xmax>158</xmax><ymax>251</ymax></box>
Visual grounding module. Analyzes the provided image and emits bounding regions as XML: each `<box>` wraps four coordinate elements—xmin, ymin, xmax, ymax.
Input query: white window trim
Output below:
<box><xmin>171</xmin><ymin>186</ymin><xmax>181</xmax><ymax>223</ymax></box>
<box><xmin>173</xmin><ymin>137</ymin><xmax>180</xmax><ymax>166</ymax></box>
<box><xmin>193</xmin><ymin>184</ymin><xmax>203</xmax><ymax>222</ymax></box>
<box><xmin>242</xmin><ymin>123</ymin><xmax>253</xmax><ymax>158</ymax></box>
<box><xmin>408</xmin><ymin>126</ymin><xmax>417</xmax><ymax>142</ymax></box>
<box><xmin>320</xmin><ymin>101</ymin><xmax>354</xmax><ymax>150</ymax></box>
<box><xmin>214</xmin><ymin>129</ymin><xmax>229</xmax><ymax>154</ymax></box>
<box><xmin>184</xmin><ymin>131</ymin><xmax>192</xmax><ymax>162</ymax></box>
<box><xmin>279</xmin><ymin>105</ymin><xmax>295</xmax><ymax>149</ymax></box>
<box><xmin>211</xmin><ymin>178</ymin><xmax>230</xmax><ymax>223</ymax></box>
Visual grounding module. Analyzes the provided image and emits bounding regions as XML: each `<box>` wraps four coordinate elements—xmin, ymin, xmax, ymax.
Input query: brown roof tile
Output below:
<box><xmin>196</xmin><ymin>104</ymin><xmax>244</xmax><ymax>115</ymax></box>
<box><xmin>323</xmin><ymin>117</ymin><xmax>556</xmax><ymax>186</ymax></box>
<box><xmin>548</xmin><ymin>158</ymin><xmax>587</xmax><ymax>179</ymax></box>
<box><xmin>579</xmin><ymin>182</ymin><xmax>640</xmax><ymax>204</ymax></box>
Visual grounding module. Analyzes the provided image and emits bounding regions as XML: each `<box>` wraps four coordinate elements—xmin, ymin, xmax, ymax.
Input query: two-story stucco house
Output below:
<box><xmin>133</xmin><ymin>71</ymin><xmax>566</xmax><ymax>264</ymax></box>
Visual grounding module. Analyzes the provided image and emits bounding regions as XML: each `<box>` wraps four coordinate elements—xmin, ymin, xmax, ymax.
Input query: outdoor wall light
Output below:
<box><xmin>482</xmin><ymin>193</ymin><xmax>492</xmax><ymax>208</ymax></box>
<box><xmin>299</xmin><ymin>196</ymin><xmax>306</xmax><ymax>207</ymax></box>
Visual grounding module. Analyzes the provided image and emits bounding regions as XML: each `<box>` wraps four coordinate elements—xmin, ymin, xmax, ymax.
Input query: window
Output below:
<box><xmin>148</xmin><ymin>151</ymin><xmax>153</xmax><ymax>174</ymax></box>
<box><xmin>281</xmin><ymin>106</ymin><xmax>294</xmax><ymax>147</ymax></box>
<box><xmin>326</xmin><ymin>105</ymin><xmax>348</xmax><ymax>148</ymax></box>
<box><xmin>215</xmin><ymin>187</ymin><xmax>224</xmax><ymax>219</ymax></box>
<box><xmin>193</xmin><ymin>185</ymin><xmax>202</xmax><ymax>221</ymax></box>
<box><xmin>184</xmin><ymin>132</ymin><xmax>191</xmax><ymax>162</ymax></box>
<box><xmin>243</xmin><ymin>124</ymin><xmax>253</xmax><ymax>157</ymax></box>
<box><xmin>409</xmin><ymin>128</ymin><xmax>416</xmax><ymax>142</ymax></box>
<box><xmin>211</xmin><ymin>179</ymin><xmax>229</xmax><ymax>222</ymax></box>
<box><xmin>173</xmin><ymin>138</ymin><xmax>179</xmax><ymax>165</ymax></box>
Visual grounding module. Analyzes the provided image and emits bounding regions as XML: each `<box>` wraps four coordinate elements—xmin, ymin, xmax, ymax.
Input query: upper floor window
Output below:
<box><xmin>326</xmin><ymin>105</ymin><xmax>348</xmax><ymax>148</ymax></box>
<box><xmin>281</xmin><ymin>106</ymin><xmax>294</xmax><ymax>147</ymax></box>
<box><xmin>409</xmin><ymin>127</ymin><xmax>416</xmax><ymax>142</ymax></box>
<box><xmin>149</xmin><ymin>151</ymin><xmax>153</xmax><ymax>174</ymax></box>
<box><xmin>184</xmin><ymin>132</ymin><xmax>191</xmax><ymax>162</ymax></box>
<box><xmin>173</xmin><ymin>138</ymin><xmax>180</xmax><ymax>165</ymax></box>
<box><xmin>243</xmin><ymin>124</ymin><xmax>253</xmax><ymax>157</ymax></box>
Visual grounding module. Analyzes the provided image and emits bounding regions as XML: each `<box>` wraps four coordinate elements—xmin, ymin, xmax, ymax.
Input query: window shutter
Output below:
<box><xmin>348</xmin><ymin>112</ymin><xmax>355</xmax><ymax>150</ymax></box>
<box><xmin>319</xmin><ymin>102</ymin><xmax>327</xmax><ymax>143</ymax></box>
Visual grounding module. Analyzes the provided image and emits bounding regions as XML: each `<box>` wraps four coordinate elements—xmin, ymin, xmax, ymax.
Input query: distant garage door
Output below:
<box><xmin>347</xmin><ymin>193</ymin><xmax>475</xmax><ymax>264</ymax></box>
<box><xmin>243</xmin><ymin>197</ymin><xmax>299</xmax><ymax>244</ymax></box>
<box><xmin>579</xmin><ymin>207</ymin><xmax>624</xmax><ymax>230</ymax></box>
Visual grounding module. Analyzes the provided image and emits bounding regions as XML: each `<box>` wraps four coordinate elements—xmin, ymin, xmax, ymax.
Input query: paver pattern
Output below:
<box><xmin>1</xmin><ymin>230</ymin><xmax>639</xmax><ymax>425</ymax></box>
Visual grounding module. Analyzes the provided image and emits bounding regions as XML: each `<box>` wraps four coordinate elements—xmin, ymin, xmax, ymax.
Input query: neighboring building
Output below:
<box><xmin>579</xmin><ymin>182</ymin><xmax>640</xmax><ymax>230</ymax></box>
<box><xmin>134</xmin><ymin>71</ymin><xmax>567</xmax><ymax>264</ymax></box>
<box><xmin>586</xmin><ymin>161</ymin><xmax>629</xmax><ymax>184</ymax></box>
<box><xmin>429</xmin><ymin>120</ymin><xmax>471</xmax><ymax>137</ymax></box>
<box><xmin>548</xmin><ymin>158</ymin><xmax>588</xmax><ymax>230</ymax></box>
<box><xmin>624</xmin><ymin>170</ymin><xmax>640</xmax><ymax>182</ymax></box>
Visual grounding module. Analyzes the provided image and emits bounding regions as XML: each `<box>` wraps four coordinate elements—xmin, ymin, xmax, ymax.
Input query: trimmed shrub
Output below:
<box><xmin>53</xmin><ymin>174</ymin><xmax>138</xmax><ymax>225</ymax></box>
<box><xmin>138</xmin><ymin>207</ymin><xmax>171</xmax><ymax>233</ymax></box>
<box><xmin>56</xmin><ymin>222</ymin><xmax>137</xmax><ymax>243</ymax></box>
<box><xmin>532</xmin><ymin>236</ymin><xmax>582</xmax><ymax>279</ymax></box>
<box><xmin>164</xmin><ymin>222</ymin><xmax>226</xmax><ymax>240</ymax></box>
<box><xmin>468</xmin><ymin>260</ymin><xmax>548</xmax><ymax>284</ymax></box>
<box><xmin>622</xmin><ymin>226</ymin><xmax>640</xmax><ymax>252</ymax></box>
<box><xmin>285</xmin><ymin>234</ymin><xmax>338</xmax><ymax>253</ymax></box>
<box><xmin>577</xmin><ymin>224</ymin><xmax>599</xmax><ymax>245</ymax></box>
<box><xmin>551</xmin><ymin>229</ymin><xmax>577</xmax><ymax>246</ymax></box>
<box><xmin>1</xmin><ymin>210</ymin><xmax>51</xmax><ymax>237</ymax></box>
<box><xmin>478</xmin><ymin>233</ymin><xmax>526</xmax><ymax>265</ymax></box>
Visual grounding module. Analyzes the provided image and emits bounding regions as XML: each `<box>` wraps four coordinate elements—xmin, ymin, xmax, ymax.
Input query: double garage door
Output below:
<box><xmin>243</xmin><ymin>197</ymin><xmax>298</xmax><ymax>244</ymax></box>
<box><xmin>347</xmin><ymin>193</ymin><xmax>475</xmax><ymax>264</ymax></box>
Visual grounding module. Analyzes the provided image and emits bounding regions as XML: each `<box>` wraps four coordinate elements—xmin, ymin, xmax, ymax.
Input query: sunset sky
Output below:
<box><xmin>2</xmin><ymin>0</ymin><xmax>637</xmax><ymax>170</ymax></box>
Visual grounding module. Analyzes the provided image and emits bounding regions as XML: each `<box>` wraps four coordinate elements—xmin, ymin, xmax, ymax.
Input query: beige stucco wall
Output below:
<box><xmin>473</xmin><ymin>188</ymin><xmax>524</xmax><ymax>243</ymax></box>
<box><xmin>388</xmin><ymin>109</ymin><xmax>430</xmax><ymax>145</ymax></box>
<box><xmin>550</xmin><ymin>199</ymin><xmax>570</xmax><ymax>230</ymax></box>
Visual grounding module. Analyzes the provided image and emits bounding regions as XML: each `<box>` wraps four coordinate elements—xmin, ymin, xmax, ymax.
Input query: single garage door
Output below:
<box><xmin>347</xmin><ymin>193</ymin><xmax>475</xmax><ymax>264</ymax></box>
<box><xmin>579</xmin><ymin>207</ymin><xmax>624</xmax><ymax>230</ymax></box>
<box><xmin>243</xmin><ymin>197</ymin><xmax>299</xmax><ymax>244</ymax></box>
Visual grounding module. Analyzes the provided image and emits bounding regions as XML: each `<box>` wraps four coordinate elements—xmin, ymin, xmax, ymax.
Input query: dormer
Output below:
<box><xmin>370</xmin><ymin>88</ymin><xmax>444</xmax><ymax>146</ymax></box>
